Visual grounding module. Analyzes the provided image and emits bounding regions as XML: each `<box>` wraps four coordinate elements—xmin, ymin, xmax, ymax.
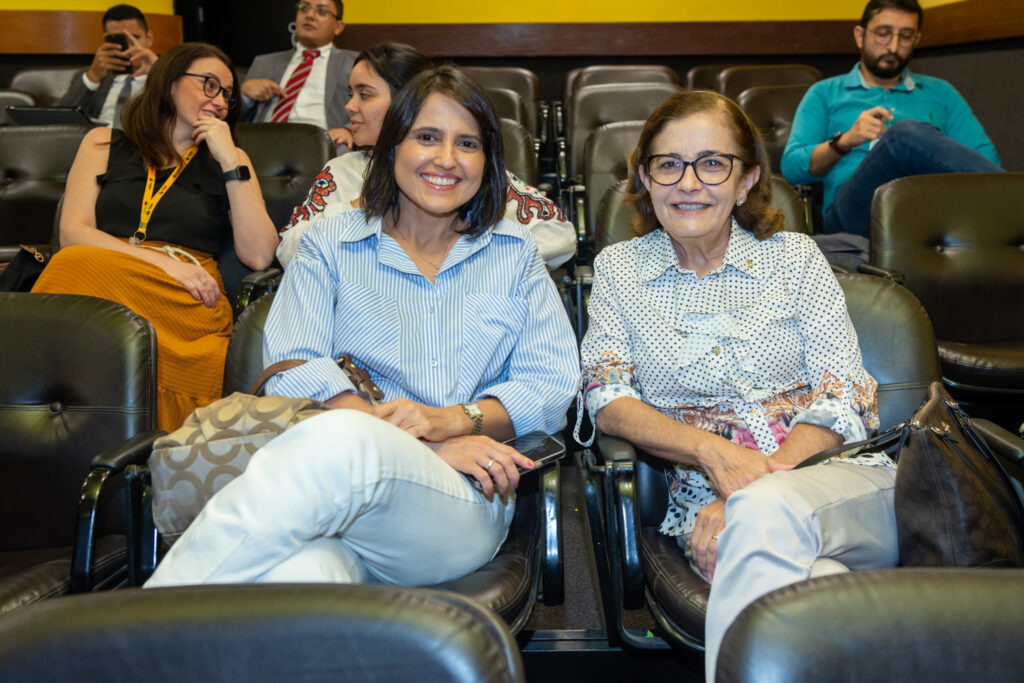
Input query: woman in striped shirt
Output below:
<box><xmin>145</xmin><ymin>65</ymin><xmax>578</xmax><ymax>588</ymax></box>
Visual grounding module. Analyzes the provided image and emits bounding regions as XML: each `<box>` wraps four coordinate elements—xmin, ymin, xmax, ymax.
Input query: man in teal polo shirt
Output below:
<box><xmin>782</xmin><ymin>0</ymin><xmax>1001</xmax><ymax>245</ymax></box>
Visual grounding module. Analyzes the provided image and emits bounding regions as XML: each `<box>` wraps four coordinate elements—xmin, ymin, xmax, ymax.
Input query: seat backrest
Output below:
<box><xmin>634</xmin><ymin>272</ymin><xmax>940</xmax><ymax>525</ymax></box>
<box><xmin>594</xmin><ymin>175</ymin><xmax>809</xmax><ymax>255</ymax></box>
<box><xmin>769</xmin><ymin>174</ymin><xmax>809</xmax><ymax>235</ymax></box>
<box><xmin>686</xmin><ymin>64</ymin><xmax>734</xmax><ymax>91</ymax></box>
<box><xmin>582</xmin><ymin>120</ymin><xmax>643</xmax><ymax>242</ymax></box>
<box><xmin>566</xmin><ymin>64</ymin><xmax>678</xmax><ymax>104</ymax></box>
<box><xmin>223</xmin><ymin>292</ymin><xmax>275</xmax><ymax>396</ymax></box>
<box><xmin>234</xmin><ymin>122</ymin><xmax>333</xmax><ymax>229</ymax></box>
<box><xmin>0</xmin><ymin>89</ymin><xmax>37</xmax><ymax>125</ymax></box>
<box><xmin>462</xmin><ymin>66</ymin><xmax>540</xmax><ymax>137</ymax></box>
<box><xmin>568</xmin><ymin>82</ymin><xmax>679</xmax><ymax>178</ymax></box>
<box><xmin>0</xmin><ymin>124</ymin><xmax>92</xmax><ymax>246</ymax></box>
<box><xmin>870</xmin><ymin>172</ymin><xmax>1024</xmax><ymax>344</ymax></box>
<box><xmin>501</xmin><ymin>118</ymin><xmax>538</xmax><ymax>187</ymax></box>
<box><xmin>0</xmin><ymin>584</ymin><xmax>526</xmax><ymax>683</ymax></box>
<box><xmin>9</xmin><ymin>67</ymin><xmax>81</xmax><ymax>106</ymax></box>
<box><xmin>486</xmin><ymin>87</ymin><xmax>528</xmax><ymax>129</ymax></box>
<box><xmin>716</xmin><ymin>64</ymin><xmax>822</xmax><ymax>102</ymax></box>
<box><xmin>737</xmin><ymin>83</ymin><xmax>811</xmax><ymax>173</ymax></box>
<box><xmin>0</xmin><ymin>293</ymin><xmax>156</xmax><ymax>549</ymax></box>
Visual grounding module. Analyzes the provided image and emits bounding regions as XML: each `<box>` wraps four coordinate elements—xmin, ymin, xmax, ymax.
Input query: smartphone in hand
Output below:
<box><xmin>465</xmin><ymin>432</ymin><xmax>566</xmax><ymax>492</ymax></box>
<box><xmin>104</xmin><ymin>33</ymin><xmax>132</xmax><ymax>74</ymax></box>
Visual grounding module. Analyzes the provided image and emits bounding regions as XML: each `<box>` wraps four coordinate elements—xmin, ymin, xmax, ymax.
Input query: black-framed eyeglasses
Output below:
<box><xmin>644</xmin><ymin>153</ymin><xmax>740</xmax><ymax>186</ymax></box>
<box><xmin>182</xmin><ymin>73</ymin><xmax>237</xmax><ymax>109</ymax></box>
<box><xmin>866</xmin><ymin>26</ymin><xmax>918</xmax><ymax>46</ymax></box>
<box><xmin>296</xmin><ymin>2</ymin><xmax>338</xmax><ymax>18</ymax></box>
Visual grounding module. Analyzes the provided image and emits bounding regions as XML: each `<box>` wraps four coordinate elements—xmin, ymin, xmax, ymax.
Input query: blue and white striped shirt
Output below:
<box><xmin>263</xmin><ymin>210</ymin><xmax>579</xmax><ymax>436</ymax></box>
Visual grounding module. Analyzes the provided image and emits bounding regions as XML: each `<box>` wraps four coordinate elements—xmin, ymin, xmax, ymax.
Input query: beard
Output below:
<box><xmin>862</xmin><ymin>48</ymin><xmax>910</xmax><ymax>80</ymax></box>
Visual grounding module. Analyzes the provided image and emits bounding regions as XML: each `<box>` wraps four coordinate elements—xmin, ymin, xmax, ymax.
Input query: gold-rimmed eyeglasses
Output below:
<box><xmin>296</xmin><ymin>2</ymin><xmax>338</xmax><ymax>18</ymax></box>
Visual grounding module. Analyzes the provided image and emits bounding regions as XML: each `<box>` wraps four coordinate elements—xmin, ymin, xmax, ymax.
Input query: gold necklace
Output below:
<box><xmin>394</xmin><ymin>227</ymin><xmax>459</xmax><ymax>272</ymax></box>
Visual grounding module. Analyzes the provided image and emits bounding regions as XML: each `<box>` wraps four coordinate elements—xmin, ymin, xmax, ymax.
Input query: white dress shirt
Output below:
<box><xmin>270</xmin><ymin>42</ymin><xmax>333</xmax><ymax>130</ymax></box>
<box><xmin>80</xmin><ymin>72</ymin><xmax>146</xmax><ymax>126</ymax></box>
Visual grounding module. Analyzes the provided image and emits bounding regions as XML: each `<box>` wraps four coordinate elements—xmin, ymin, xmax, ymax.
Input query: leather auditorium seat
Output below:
<box><xmin>8</xmin><ymin>67</ymin><xmax>80</xmax><ymax>106</ymax></box>
<box><xmin>486</xmin><ymin>87</ymin><xmax>529</xmax><ymax>130</ymax></box>
<box><xmin>0</xmin><ymin>292</ymin><xmax>157</xmax><ymax>615</ymax></box>
<box><xmin>686</xmin><ymin>64</ymin><xmax>733</xmax><ymax>91</ymax></box>
<box><xmin>717</xmin><ymin>568</ymin><xmax>1024</xmax><ymax>683</ymax></box>
<box><xmin>737</xmin><ymin>83</ymin><xmax>812</xmax><ymax>173</ymax></box>
<box><xmin>0</xmin><ymin>89</ymin><xmax>36</xmax><ymax>125</ymax></box>
<box><xmin>81</xmin><ymin>292</ymin><xmax>565</xmax><ymax>633</ymax></box>
<box><xmin>0</xmin><ymin>124</ymin><xmax>92</xmax><ymax>248</ymax></box>
<box><xmin>0</xmin><ymin>584</ymin><xmax>526</xmax><ymax>682</ymax></box>
<box><xmin>564</xmin><ymin>64</ymin><xmax>678</xmax><ymax>104</ymax></box>
<box><xmin>502</xmin><ymin>118</ymin><xmax>539</xmax><ymax>187</ymax></box>
<box><xmin>581</xmin><ymin>273</ymin><xmax>942</xmax><ymax>650</ymax></box>
<box><xmin>868</xmin><ymin>172</ymin><xmax>1024</xmax><ymax>429</ymax></box>
<box><xmin>462</xmin><ymin>66</ymin><xmax>543</xmax><ymax>141</ymax></box>
<box><xmin>716</xmin><ymin>64</ymin><xmax>822</xmax><ymax>102</ymax></box>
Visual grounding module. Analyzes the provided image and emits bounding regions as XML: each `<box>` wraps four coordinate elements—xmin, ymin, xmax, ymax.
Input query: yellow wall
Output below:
<box><xmin>0</xmin><ymin>1</ymin><xmax>174</xmax><ymax>11</ymax></box>
<box><xmin>0</xmin><ymin>0</ymin><xmax>961</xmax><ymax>23</ymax></box>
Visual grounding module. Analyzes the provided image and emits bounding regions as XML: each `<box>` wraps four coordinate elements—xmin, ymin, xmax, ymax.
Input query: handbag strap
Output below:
<box><xmin>794</xmin><ymin>424</ymin><xmax>907</xmax><ymax>469</ymax></box>
<box><xmin>248</xmin><ymin>354</ymin><xmax>385</xmax><ymax>406</ymax></box>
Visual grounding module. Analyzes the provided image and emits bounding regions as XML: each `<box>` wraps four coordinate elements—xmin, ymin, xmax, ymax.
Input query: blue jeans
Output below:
<box><xmin>144</xmin><ymin>410</ymin><xmax>515</xmax><ymax>587</ymax></box>
<box><xmin>824</xmin><ymin>119</ymin><xmax>1004</xmax><ymax>237</ymax></box>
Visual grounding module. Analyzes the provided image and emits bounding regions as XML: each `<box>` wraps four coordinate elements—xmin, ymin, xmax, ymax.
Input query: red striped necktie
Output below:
<box><xmin>270</xmin><ymin>49</ymin><xmax>320</xmax><ymax>123</ymax></box>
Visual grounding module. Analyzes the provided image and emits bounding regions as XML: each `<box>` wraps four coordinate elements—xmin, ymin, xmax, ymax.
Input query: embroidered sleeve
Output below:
<box><xmin>579</xmin><ymin>249</ymin><xmax>641</xmax><ymax>424</ymax></box>
<box><xmin>276</xmin><ymin>160</ymin><xmax>344</xmax><ymax>268</ymax></box>
<box><xmin>503</xmin><ymin>172</ymin><xmax>575</xmax><ymax>269</ymax></box>
<box><xmin>787</xmin><ymin>237</ymin><xmax>879</xmax><ymax>441</ymax></box>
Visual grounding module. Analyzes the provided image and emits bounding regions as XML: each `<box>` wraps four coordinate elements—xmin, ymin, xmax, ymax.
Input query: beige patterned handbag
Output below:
<box><xmin>148</xmin><ymin>355</ymin><xmax>384</xmax><ymax>544</ymax></box>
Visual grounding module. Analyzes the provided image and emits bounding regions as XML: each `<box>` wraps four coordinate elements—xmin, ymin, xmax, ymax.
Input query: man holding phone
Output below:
<box><xmin>58</xmin><ymin>4</ymin><xmax>157</xmax><ymax>128</ymax></box>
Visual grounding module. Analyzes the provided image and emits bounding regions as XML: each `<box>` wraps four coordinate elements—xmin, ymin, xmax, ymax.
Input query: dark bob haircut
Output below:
<box><xmin>859</xmin><ymin>0</ymin><xmax>923</xmax><ymax>29</ymax></box>
<box><xmin>121</xmin><ymin>42</ymin><xmax>239</xmax><ymax>169</ymax></box>
<box><xmin>627</xmin><ymin>89</ymin><xmax>783</xmax><ymax>241</ymax></box>
<box><xmin>354</xmin><ymin>42</ymin><xmax>434</xmax><ymax>96</ymax></box>
<box><xmin>362</xmin><ymin>64</ymin><xmax>507</xmax><ymax>238</ymax></box>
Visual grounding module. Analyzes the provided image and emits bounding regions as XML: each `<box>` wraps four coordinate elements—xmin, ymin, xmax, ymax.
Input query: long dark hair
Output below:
<box><xmin>120</xmin><ymin>42</ymin><xmax>239</xmax><ymax>168</ymax></box>
<box><xmin>627</xmin><ymin>89</ymin><xmax>783</xmax><ymax>240</ymax></box>
<box><xmin>361</xmin><ymin>65</ymin><xmax>506</xmax><ymax>238</ymax></box>
<box><xmin>354</xmin><ymin>42</ymin><xmax>433</xmax><ymax>96</ymax></box>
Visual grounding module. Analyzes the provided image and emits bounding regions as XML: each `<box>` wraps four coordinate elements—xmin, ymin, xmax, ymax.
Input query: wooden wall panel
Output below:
<box><xmin>918</xmin><ymin>0</ymin><xmax>1024</xmax><ymax>47</ymax></box>
<box><xmin>0</xmin><ymin>11</ymin><xmax>182</xmax><ymax>55</ymax></box>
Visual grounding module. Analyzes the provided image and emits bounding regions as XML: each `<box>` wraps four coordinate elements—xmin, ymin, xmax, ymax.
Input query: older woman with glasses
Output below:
<box><xmin>578</xmin><ymin>90</ymin><xmax>897</xmax><ymax>681</ymax></box>
<box><xmin>33</xmin><ymin>43</ymin><xmax>279</xmax><ymax>431</ymax></box>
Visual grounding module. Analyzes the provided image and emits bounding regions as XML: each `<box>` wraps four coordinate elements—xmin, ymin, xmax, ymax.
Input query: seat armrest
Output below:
<box><xmin>857</xmin><ymin>263</ymin><xmax>904</xmax><ymax>284</ymax></box>
<box><xmin>71</xmin><ymin>429</ymin><xmax>166</xmax><ymax>593</ymax></box>
<box><xmin>540</xmin><ymin>464</ymin><xmax>563</xmax><ymax>605</ymax></box>
<box><xmin>974</xmin><ymin>419</ymin><xmax>1024</xmax><ymax>464</ymax></box>
<box><xmin>236</xmin><ymin>267</ymin><xmax>283</xmax><ymax>316</ymax></box>
<box><xmin>596</xmin><ymin>433</ymin><xmax>639</xmax><ymax>464</ymax></box>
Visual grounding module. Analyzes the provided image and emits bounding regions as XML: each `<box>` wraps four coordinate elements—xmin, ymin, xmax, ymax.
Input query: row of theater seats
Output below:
<box><xmin>2</xmin><ymin>268</ymin><xmax>1022</xmax><ymax>679</ymax></box>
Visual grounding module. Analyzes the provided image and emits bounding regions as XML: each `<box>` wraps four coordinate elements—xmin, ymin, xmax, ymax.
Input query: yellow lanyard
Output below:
<box><xmin>132</xmin><ymin>145</ymin><xmax>199</xmax><ymax>245</ymax></box>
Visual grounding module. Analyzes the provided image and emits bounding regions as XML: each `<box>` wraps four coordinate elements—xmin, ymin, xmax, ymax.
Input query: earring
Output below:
<box><xmin>736</xmin><ymin>197</ymin><xmax>746</xmax><ymax>207</ymax></box>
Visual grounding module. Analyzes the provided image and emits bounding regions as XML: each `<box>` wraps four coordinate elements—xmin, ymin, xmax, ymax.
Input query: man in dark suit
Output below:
<box><xmin>240</xmin><ymin>0</ymin><xmax>358</xmax><ymax>148</ymax></box>
<box><xmin>58</xmin><ymin>4</ymin><xmax>157</xmax><ymax>127</ymax></box>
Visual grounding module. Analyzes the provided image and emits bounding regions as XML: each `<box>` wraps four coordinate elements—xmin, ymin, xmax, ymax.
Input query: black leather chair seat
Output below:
<box><xmin>639</xmin><ymin>528</ymin><xmax>709</xmax><ymax>642</ymax></box>
<box><xmin>0</xmin><ymin>536</ymin><xmax>126</xmax><ymax>615</ymax></box>
<box><xmin>435</xmin><ymin>525</ymin><xmax>537</xmax><ymax>630</ymax></box>
<box><xmin>938</xmin><ymin>340</ymin><xmax>1024</xmax><ymax>390</ymax></box>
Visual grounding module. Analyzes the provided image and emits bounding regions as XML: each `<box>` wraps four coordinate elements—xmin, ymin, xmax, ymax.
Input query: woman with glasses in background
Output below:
<box><xmin>577</xmin><ymin>90</ymin><xmax>897</xmax><ymax>681</ymax></box>
<box><xmin>33</xmin><ymin>43</ymin><xmax>279</xmax><ymax>431</ymax></box>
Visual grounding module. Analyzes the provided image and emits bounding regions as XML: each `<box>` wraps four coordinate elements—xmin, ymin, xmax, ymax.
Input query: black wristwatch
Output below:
<box><xmin>222</xmin><ymin>165</ymin><xmax>251</xmax><ymax>182</ymax></box>
<box><xmin>828</xmin><ymin>132</ymin><xmax>850</xmax><ymax>156</ymax></box>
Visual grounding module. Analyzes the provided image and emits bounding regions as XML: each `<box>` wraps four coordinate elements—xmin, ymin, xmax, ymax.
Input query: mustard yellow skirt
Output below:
<box><xmin>32</xmin><ymin>240</ymin><xmax>232</xmax><ymax>432</ymax></box>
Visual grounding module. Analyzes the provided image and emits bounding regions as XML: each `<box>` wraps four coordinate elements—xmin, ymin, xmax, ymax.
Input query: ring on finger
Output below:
<box><xmin>712</xmin><ymin>534</ymin><xmax>720</xmax><ymax>541</ymax></box>
<box><xmin>485</xmin><ymin>459</ymin><xmax>495</xmax><ymax>470</ymax></box>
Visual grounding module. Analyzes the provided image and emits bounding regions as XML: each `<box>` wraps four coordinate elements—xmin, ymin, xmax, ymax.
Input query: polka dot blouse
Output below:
<box><xmin>579</xmin><ymin>222</ymin><xmax>893</xmax><ymax>539</ymax></box>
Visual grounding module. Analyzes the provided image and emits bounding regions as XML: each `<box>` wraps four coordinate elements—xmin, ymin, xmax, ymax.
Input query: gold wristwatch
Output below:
<box><xmin>462</xmin><ymin>402</ymin><xmax>483</xmax><ymax>436</ymax></box>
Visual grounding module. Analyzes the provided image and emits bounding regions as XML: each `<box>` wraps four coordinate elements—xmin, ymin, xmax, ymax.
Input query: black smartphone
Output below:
<box><xmin>507</xmin><ymin>432</ymin><xmax>566</xmax><ymax>475</ymax></box>
<box><xmin>103</xmin><ymin>33</ymin><xmax>132</xmax><ymax>74</ymax></box>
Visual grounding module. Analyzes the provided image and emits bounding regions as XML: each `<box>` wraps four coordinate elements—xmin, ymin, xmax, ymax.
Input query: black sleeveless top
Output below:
<box><xmin>95</xmin><ymin>135</ymin><xmax>231</xmax><ymax>254</ymax></box>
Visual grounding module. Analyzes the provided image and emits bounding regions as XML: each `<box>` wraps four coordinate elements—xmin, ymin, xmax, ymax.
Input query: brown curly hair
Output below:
<box><xmin>627</xmin><ymin>89</ymin><xmax>783</xmax><ymax>240</ymax></box>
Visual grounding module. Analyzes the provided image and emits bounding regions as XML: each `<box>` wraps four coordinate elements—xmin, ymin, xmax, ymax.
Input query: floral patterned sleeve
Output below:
<box><xmin>787</xmin><ymin>236</ymin><xmax>879</xmax><ymax>442</ymax></box>
<box><xmin>579</xmin><ymin>248</ymin><xmax>642</xmax><ymax>426</ymax></box>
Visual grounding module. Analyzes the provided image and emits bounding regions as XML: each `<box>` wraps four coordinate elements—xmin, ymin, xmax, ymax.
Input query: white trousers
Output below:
<box><xmin>704</xmin><ymin>461</ymin><xmax>898</xmax><ymax>682</ymax></box>
<box><xmin>145</xmin><ymin>410</ymin><xmax>516</xmax><ymax>587</ymax></box>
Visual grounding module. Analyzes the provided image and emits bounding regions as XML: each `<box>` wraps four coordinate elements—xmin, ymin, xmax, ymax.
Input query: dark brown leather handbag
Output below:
<box><xmin>796</xmin><ymin>381</ymin><xmax>1024</xmax><ymax>568</ymax></box>
<box><xmin>895</xmin><ymin>382</ymin><xmax>1024</xmax><ymax>567</ymax></box>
